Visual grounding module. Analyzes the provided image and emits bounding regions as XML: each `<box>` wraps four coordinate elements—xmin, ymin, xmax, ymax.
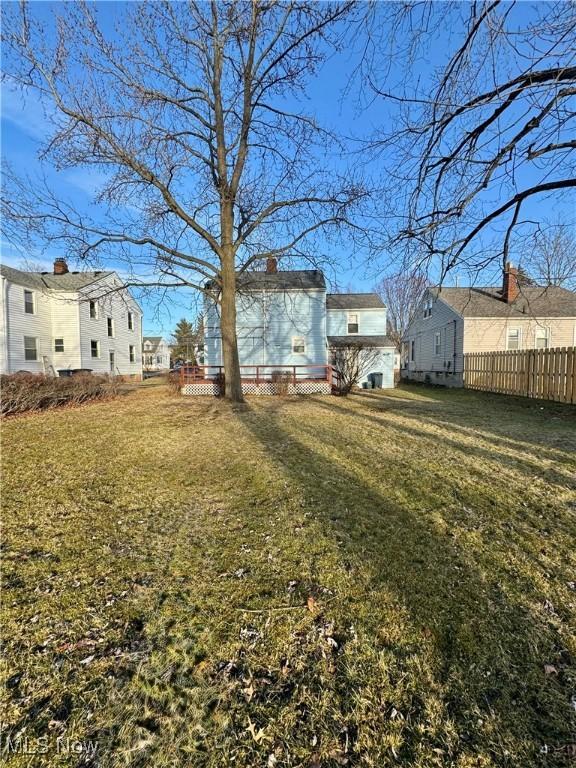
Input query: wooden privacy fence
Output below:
<box><xmin>464</xmin><ymin>347</ymin><xmax>576</xmax><ymax>404</ymax></box>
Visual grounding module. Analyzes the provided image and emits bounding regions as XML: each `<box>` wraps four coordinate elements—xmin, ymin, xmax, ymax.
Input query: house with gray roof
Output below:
<box><xmin>202</xmin><ymin>258</ymin><xmax>396</xmax><ymax>393</ymax></box>
<box><xmin>0</xmin><ymin>258</ymin><xmax>143</xmax><ymax>378</ymax></box>
<box><xmin>142</xmin><ymin>336</ymin><xmax>171</xmax><ymax>371</ymax></box>
<box><xmin>402</xmin><ymin>263</ymin><xmax>576</xmax><ymax>387</ymax></box>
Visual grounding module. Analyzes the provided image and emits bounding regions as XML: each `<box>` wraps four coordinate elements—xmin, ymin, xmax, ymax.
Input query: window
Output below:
<box><xmin>292</xmin><ymin>336</ymin><xmax>306</xmax><ymax>354</ymax></box>
<box><xmin>507</xmin><ymin>328</ymin><xmax>521</xmax><ymax>350</ymax></box>
<box><xmin>410</xmin><ymin>340</ymin><xmax>415</xmax><ymax>362</ymax></box>
<box><xmin>347</xmin><ymin>313</ymin><xmax>359</xmax><ymax>334</ymax></box>
<box><xmin>24</xmin><ymin>290</ymin><xmax>35</xmax><ymax>314</ymax></box>
<box><xmin>54</xmin><ymin>338</ymin><xmax>64</xmax><ymax>353</ymax></box>
<box><xmin>91</xmin><ymin>340</ymin><xmax>100</xmax><ymax>358</ymax></box>
<box><xmin>156</xmin><ymin>354</ymin><xmax>163</xmax><ymax>365</ymax></box>
<box><xmin>89</xmin><ymin>301</ymin><xmax>98</xmax><ymax>319</ymax></box>
<box><xmin>423</xmin><ymin>297</ymin><xmax>433</xmax><ymax>318</ymax></box>
<box><xmin>24</xmin><ymin>336</ymin><xmax>37</xmax><ymax>361</ymax></box>
<box><xmin>535</xmin><ymin>327</ymin><xmax>550</xmax><ymax>349</ymax></box>
<box><xmin>109</xmin><ymin>351</ymin><xmax>115</xmax><ymax>373</ymax></box>
<box><xmin>129</xmin><ymin>345</ymin><xmax>135</xmax><ymax>363</ymax></box>
<box><xmin>128</xmin><ymin>311</ymin><xmax>134</xmax><ymax>331</ymax></box>
<box><xmin>434</xmin><ymin>332</ymin><xmax>441</xmax><ymax>356</ymax></box>
<box><xmin>107</xmin><ymin>317</ymin><xmax>114</xmax><ymax>337</ymax></box>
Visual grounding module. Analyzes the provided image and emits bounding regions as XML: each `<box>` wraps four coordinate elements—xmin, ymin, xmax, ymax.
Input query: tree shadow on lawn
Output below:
<box><xmin>235</xmin><ymin>402</ymin><xmax>575</xmax><ymax>766</ymax></box>
<box><xmin>311</xmin><ymin>396</ymin><xmax>575</xmax><ymax>494</ymax></box>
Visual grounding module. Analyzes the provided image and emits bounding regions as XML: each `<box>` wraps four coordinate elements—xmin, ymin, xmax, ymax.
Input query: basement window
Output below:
<box><xmin>24</xmin><ymin>336</ymin><xmax>38</xmax><ymax>361</ymax></box>
<box><xmin>54</xmin><ymin>338</ymin><xmax>64</xmax><ymax>353</ymax></box>
<box><xmin>292</xmin><ymin>336</ymin><xmax>306</xmax><ymax>354</ymax></box>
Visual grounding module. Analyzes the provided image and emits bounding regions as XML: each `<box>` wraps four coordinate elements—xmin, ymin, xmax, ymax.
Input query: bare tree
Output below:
<box><xmin>375</xmin><ymin>271</ymin><xmax>426</xmax><ymax>347</ymax></box>
<box><xmin>521</xmin><ymin>224</ymin><xmax>576</xmax><ymax>290</ymax></box>
<box><xmin>330</xmin><ymin>341</ymin><xmax>381</xmax><ymax>395</ymax></box>
<box><xmin>365</xmin><ymin>1</ymin><xmax>576</xmax><ymax>282</ymax></box>
<box><xmin>1</xmin><ymin>1</ymin><xmax>365</xmax><ymax>402</ymax></box>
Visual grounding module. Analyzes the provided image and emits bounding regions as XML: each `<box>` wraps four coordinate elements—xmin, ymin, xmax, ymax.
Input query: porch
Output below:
<box><xmin>179</xmin><ymin>364</ymin><xmax>335</xmax><ymax>396</ymax></box>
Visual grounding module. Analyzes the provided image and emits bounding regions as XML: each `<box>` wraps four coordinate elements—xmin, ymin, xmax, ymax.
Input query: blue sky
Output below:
<box><xmin>1</xmin><ymin>1</ymin><xmax>573</xmax><ymax>337</ymax></box>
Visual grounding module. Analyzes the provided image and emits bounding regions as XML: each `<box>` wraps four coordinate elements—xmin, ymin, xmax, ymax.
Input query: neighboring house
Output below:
<box><xmin>203</xmin><ymin>259</ymin><xmax>396</xmax><ymax>391</ymax></box>
<box><xmin>142</xmin><ymin>337</ymin><xmax>171</xmax><ymax>370</ymax></box>
<box><xmin>0</xmin><ymin>258</ymin><xmax>143</xmax><ymax>378</ymax></box>
<box><xmin>402</xmin><ymin>263</ymin><xmax>576</xmax><ymax>387</ymax></box>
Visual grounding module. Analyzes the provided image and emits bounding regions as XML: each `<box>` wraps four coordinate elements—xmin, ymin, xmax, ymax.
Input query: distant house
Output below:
<box><xmin>0</xmin><ymin>258</ymin><xmax>143</xmax><ymax>378</ymax></box>
<box><xmin>142</xmin><ymin>337</ymin><xmax>171</xmax><ymax>371</ymax></box>
<box><xmin>402</xmin><ymin>263</ymin><xmax>576</xmax><ymax>387</ymax></box>
<box><xmin>200</xmin><ymin>259</ymin><xmax>396</xmax><ymax>394</ymax></box>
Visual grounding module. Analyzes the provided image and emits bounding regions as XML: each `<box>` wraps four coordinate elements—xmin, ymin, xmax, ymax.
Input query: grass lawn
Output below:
<box><xmin>2</xmin><ymin>383</ymin><xmax>575</xmax><ymax>767</ymax></box>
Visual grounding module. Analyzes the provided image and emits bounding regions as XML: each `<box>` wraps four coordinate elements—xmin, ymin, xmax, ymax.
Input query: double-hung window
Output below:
<box><xmin>54</xmin><ymin>338</ymin><xmax>64</xmax><ymax>353</ymax></box>
<box><xmin>535</xmin><ymin>327</ymin><xmax>550</xmax><ymax>349</ymax></box>
<box><xmin>91</xmin><ymin>340</ymin><xmax>100</xmax><ymax>358</ymax></box>
<box><xmin>24</xmin><ymin>336</ymin><xmax>38</xmax><ymax>361</ymax></box>
<box><xmin>89</xmin><ymin>301</ymin><xmax>98</xmax><ymax>319</ymax></box>
<box><xmin>24</xmin><ymin>290</ymin><xmax>35</xmax><ymax>314</ymax></box>
<box><xmin>292</xmin><ymin>336</ymin><xmax>306</xmax><ymax>354</ymax></box>
<box><xmin>347</xmin><ymin>313</ymin><xmax>359</xmax><ymax>334</ymax></box>
<box><xmin>129</xmin><ymin>345</ymin><xmax>135</xmax><ymax>363</ymax></box>
<box><xmin>107</xmin><ymin>317</ymin><xmax>114</xmax><ymax>338</ymax></box>
<box><xmin>128</xmin><ymin>312</ymin><xmax>134</xmax><ymax>331</ymax></box>
<box><xmin>507</xmin><ymin>328</ymin><xmax>521</xmax><ymax>350</ymax></box>
<box><xmin>434</xmin><ymin>332</ymin><xmax>441</xmax><ymax>356</ymax></box>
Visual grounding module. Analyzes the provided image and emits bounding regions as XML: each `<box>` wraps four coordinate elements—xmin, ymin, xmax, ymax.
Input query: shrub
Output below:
<box><xmin>270</xmin><ymin>370</ymin><xmax>293</xmax><ymax>396</ymax></box>
<box><xmin>0</xmin><ymin>373</ymin><xmax>120</xmax><ymax>416</ymax></box>
<box><xmin>167</xmin><ymin>370</ymin><xmax>181</xmax><ymax>394</ymax></box>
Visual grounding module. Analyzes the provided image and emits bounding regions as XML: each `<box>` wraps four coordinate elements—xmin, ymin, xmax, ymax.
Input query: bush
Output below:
<box><xmin>0</xmin><ymin>373</ymin><xmax>120</xmax><ymax>416</ymax></box>
<box><xmin>167</xmin><ymin>370</ymin><xmax>181</xmax><ymax>394</ymax></box>
<box><xmin>270</xmin><ymin>370</ymin><xmax>293</xmax><ymax>396</ymax></box>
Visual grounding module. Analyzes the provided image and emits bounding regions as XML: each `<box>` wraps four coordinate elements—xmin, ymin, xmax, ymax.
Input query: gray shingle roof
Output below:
<box><xmin>432</xmin><ymin>285</ymin><xmax>576</xmax><ymax>318</ymax></box>
<box><xmin>326</xmin><ymin>293</ymin><xmax>385</xmax><ymax>310</ymax></box>
<box><xmin>328</xmin><ymin>335</ymin><xmax>396</xmax><ymax>348</ymax></box>
<box><xmin>236</xmin><ymin>270</ymin><xmax>326</xmax><ymax>291</ymax></box>
<box><xmin>0</xmin><ymin>264</ymin><xmax>114</xmax><ymax>291</ymax></box>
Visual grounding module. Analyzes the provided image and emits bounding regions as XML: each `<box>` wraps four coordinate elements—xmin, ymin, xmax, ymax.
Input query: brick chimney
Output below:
<box><xmin>53</xmin><ymin>257</ymin><xmax>69</xmax><ymax>275</ymax></box>
<box><xmin>502</xmin><ymin>262</ymin><xmax>519</xmax><ymax>303</ymax></box>
<box><xmin>266</xmin><ymin>257</ymin><xmax>278</xmax><ymax>274</ymax></box>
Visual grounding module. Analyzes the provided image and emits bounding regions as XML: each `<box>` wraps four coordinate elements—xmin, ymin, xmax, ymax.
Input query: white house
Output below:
<box><xmin>142</xmin><ymin>337</ymin><xmax>171</xmax><ymax>371</ymax></box>
<box><xmin>0</xmin><ymin>258</ymin><xmax>143</xmax><ymax>378</ymax></box>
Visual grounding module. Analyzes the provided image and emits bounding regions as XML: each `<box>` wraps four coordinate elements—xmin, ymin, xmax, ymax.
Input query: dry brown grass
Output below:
<box><xmin>1</xmin><ymin>384</ymin><xmax>575</xmax><ymax>767</ymax></box>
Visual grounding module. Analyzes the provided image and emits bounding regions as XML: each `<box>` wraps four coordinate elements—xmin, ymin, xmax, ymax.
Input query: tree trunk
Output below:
<box><xmin>220</xmin><ymin>253</ymin><xmax>244</xmax><ymax>403</ymax></box>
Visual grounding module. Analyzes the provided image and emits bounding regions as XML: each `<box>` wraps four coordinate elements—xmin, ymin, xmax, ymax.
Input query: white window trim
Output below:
<box><xmin>24</xmin><ymin>289</ymin><xmax>35</xmax><ymax>315</ymax></box>
<box><xmin>24</xmin><ymin>335</ymin><xmax>38</xmax><ymax>361</ymax></box>
<box><xmin>107</xmin><ymin>317</ymin><xmax>115</xmax><ymax>338</ymax></box>
<box><xmin>90</xmin><ymin>340</ymin><xmax>100</xmax><ymax>359</ymax></box>
<box><xmin>534</xmin><ymin>326</ymin><xmax>551</xmax><ymax>349</ymax></box>
<box><xmin>292</xmin><ymin>336</ymin><xmax>306</xmax><ymax>354</ymax></box>
<box><xmin>434</xmin><ymin>331</ymin><xmax>441</xmax><ymax>356</ymax></box>
<box><xmin>129</xmin><ymin>345</ymin><xmax>135</xmax><ymax>363</ymax></box>
<box><xmin>128</xmin><ymin>312</ymin><xmax>134</xmax><ymax>331</ymax></box>
<box><xmin>506</xmin><ymin>327</ymin><xmax>522</xmax><ymax>351</ymax></box>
